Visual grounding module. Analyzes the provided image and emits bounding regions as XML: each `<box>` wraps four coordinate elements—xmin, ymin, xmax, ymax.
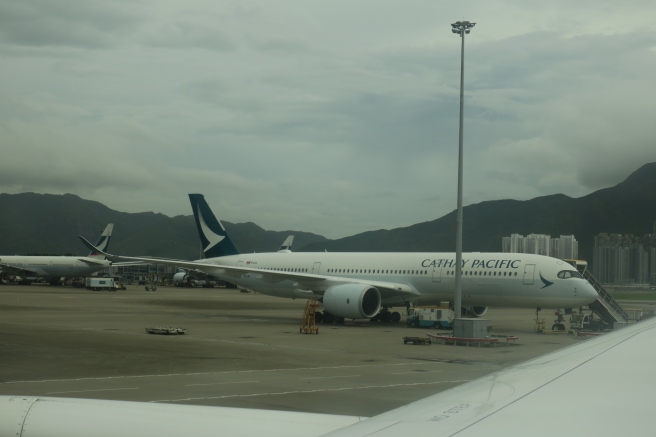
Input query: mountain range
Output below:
<box><xmin>299</xmin><ymin>162</ymin><xmax>656</xmax><ymax>263</ymax></box>
<box><xmin>1</xmin><ymin>162</ymin><xmax>655</xmax><ymax>265</ymax></box>
<box><xmin>0</xmin><ymin>193</ymin><xmax>326</xmax><ymax>259</ymax></box>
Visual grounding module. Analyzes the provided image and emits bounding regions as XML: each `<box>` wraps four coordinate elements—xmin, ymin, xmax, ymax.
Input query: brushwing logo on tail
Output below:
<box><xmin>95</xmin><ymin>237</ymin><xmax>109</xmax><ymax>252</ymax></box>
<box><xmin>197</xmin><ymin>205</ymin><xmax>225</xmax><ymax>252</ymax></box>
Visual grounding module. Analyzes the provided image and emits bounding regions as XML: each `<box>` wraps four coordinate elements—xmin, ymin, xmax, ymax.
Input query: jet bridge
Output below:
<box><xmin>565</xmin><ymin>260</ymin><xmax>629</xmax><ymax>327</ymax></box>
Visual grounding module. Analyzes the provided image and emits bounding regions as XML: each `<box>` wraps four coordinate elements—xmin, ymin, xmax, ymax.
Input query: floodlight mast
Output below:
<box><xmin>451</xmin><ymin>21</ymin><xmax>475</xmax><ymax>319</ymax></box>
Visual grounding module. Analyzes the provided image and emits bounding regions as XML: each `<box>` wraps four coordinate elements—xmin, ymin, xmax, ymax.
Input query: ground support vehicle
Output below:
<box><xmin>407</xmin><ymin>306</ymin><xmax>454</xmax><ymax>329</ymax></box>
<box><xmin>145</xmin><ymin>327</ymin><xmax>187</xmax><ymax>335</ymax></box>
<box><xmin>570</xmin><ymin>313</ymin><xmax>611</xmax><ymax>332</ymax></box>
<box><xmin>85</xmin><ymin>277</ymin><xmax>116</xmax><ymax>292</ymax></box>
<box><xmin>402</xmin><ymin>336</ymin><xmax>431</xmax><ymax>345</ymax></box>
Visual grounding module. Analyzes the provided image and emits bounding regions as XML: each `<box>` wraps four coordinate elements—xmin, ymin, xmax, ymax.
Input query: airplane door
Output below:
<box><xmin>312</xmin><ymin>262</ymin><xmax>321</xmax><ymax>274</ymax></box>
<box><xmin>237</xmin><ymin>261</ymin><xmax>243</xmax><ymax>268</ymax></box>
<box><xmin>523</xmin><ymin>264</ymin><xmax>535</xmax><ymax>285</ymax></box>
<box><xmin>432</xmin><ymin>267</ymin><xmax>441</xmax><ymax>283</ymax></box>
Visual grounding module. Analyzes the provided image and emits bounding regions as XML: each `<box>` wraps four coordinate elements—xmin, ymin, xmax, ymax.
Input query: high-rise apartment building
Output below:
<box><xmin>593</xmin><ymin>231</ymin><xmax>656</xmax><ymax>285</ymax></box>
<box><xmin>502</xmin><ymin>234</ymin><xmax>578</xmax><ymax>259</ymax></box>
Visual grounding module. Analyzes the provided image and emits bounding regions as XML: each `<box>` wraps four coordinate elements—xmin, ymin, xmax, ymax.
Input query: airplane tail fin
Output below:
<box><xmin>88</xmin><ymin>224</ymin><xmax>114</xmax><ymax>257</ymax></box>
<box><xmin>278</xmin><ymin>235</ymin><xmax>294</xmax><ymax>252</ymax></box>
<box><xmin>188</xmin><ymin>194</ymin><xmax>240</xmax><ymax>258</ymax></box>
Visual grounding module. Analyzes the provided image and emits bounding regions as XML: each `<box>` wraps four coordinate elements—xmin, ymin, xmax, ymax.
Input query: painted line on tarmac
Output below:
<box><xmin>46</xmin><ymin>387</ymin><xmax>140</xmax><ymax>395</ymax></box>
<box><xmin>186</xmin><ymin>381</ymin><xmax>260</xmax><ymax>387</ymax></box>
<box><xmin>4</xmin><ymin>363</ymin><xmax>435</xmax><ymax>384</ymax></box>
<box><xmin>299</xmin><ymin>375</ymin><xmax>360</xmax><ymax>380</ymax></box>
<box><xmin>391</xmin><ymin>370</ymin><xmax>443</xmax><ymax>375</ymax></box>
<box><xmin>152</xmin><ymin>380</ymin><xmax>470</xmax><ymax>403</ymax></box>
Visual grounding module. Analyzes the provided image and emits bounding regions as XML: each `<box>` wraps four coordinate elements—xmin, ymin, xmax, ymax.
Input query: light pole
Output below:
<box><xmin>451</xmin><ymin>20</ymin><xmax>475</xmax><ymax>320</ymax></box>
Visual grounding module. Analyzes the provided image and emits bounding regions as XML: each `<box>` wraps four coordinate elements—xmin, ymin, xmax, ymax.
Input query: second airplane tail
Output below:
<box><xmin>188</xmin><ymin>194</ymin><xmax>240</xmax><ymax>258</ymax></box>
<box><xmin>88</xmin><ymin>224</ymin><xmax>114</xmax><ymax>257</ymax></box>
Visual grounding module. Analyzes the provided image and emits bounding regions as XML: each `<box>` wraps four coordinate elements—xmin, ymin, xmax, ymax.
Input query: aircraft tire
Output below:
<box><xmin>390</xmin><ymin>312</ymin><xmax>401</xmax><ymax>323</ymax></box>
<box><xmin>322</xmin><ymin>312</ymin><xmax>335</xmax><ymax>324</ymax></box>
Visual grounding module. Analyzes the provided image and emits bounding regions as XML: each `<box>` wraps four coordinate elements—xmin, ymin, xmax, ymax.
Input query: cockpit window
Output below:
<box><xmin>557</xmin><ymin>270</ymin><xmax>582</xmax><ymax>279</ymax></box>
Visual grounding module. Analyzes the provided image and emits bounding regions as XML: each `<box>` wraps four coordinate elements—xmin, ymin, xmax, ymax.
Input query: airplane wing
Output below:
<box><xmin>77</xmin><ymin>237</ymin><xmax>419</xmax><ymax>299</ymax></box>
<box><xmin>2</xmin><ymin>306</ymin><xmax>654</xmax><ymax>436</ymax></box>
<box><xmin>0</xmin><ymin>262</ymin><xmax>42</xmax><ymax>276</ymax></box>
<box><xmin>0</xmin><ymin>398</ymin><xmax>364</xmax><ymax>437</ymax></box>
<box><xmin>77</xmin><ymin>258</ymin><xmax>110</xmax><ymax>267</ymax></box>
<box><xmin>323</xmin><ymin>314</ymin><xmax>656</xmax><ymax>436</ymax></box>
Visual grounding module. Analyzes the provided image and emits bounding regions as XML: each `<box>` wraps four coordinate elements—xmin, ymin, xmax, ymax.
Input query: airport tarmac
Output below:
<box><xmin>0</xmin><ymin>284</ymin><xmax>634</xmax><ymax>417</ymax></box>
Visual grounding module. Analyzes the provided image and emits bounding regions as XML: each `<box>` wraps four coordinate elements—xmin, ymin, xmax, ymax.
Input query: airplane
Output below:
<box><xmin>79</xmin><ymin>195</ymin><xmax>598</xmax><ymax>323</ymax></box>
<box><xmin>0</xmin><ymin>224</ymin><xmax>114</xmax><ymax>285</ymax></box>
<box><xmin>1</xmin><ymin>311</ymin><xmax>653</xmax><ymax>436</ymax></box>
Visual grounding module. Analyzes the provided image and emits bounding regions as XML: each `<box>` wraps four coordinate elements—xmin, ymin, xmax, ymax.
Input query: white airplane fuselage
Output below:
<box><xmin>196</xmin><ymin>252</ymin><xmax>597</xmax><ymax>310</ymax></box>
<box><xmin>0</xmin><ymin>256</ymin><xmax>111</xmax><ymax>280</ymax></box>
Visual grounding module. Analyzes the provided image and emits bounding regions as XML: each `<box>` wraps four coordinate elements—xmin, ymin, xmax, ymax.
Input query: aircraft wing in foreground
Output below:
<box><xmin>2</xmin><ymin>315</ymin><xmax>654</xmax><ymax>436</ymax></box>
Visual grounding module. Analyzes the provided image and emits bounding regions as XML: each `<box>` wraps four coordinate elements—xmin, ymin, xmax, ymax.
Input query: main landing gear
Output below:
<box><xmin>315</xmin><ymin>311</ymin><xmax>345</xmax><ymax>325</ymax></box>
<box><xmin>313</xmin><ymin>308</ymin><xmax>402</xmax><ymax>324</ymax></box>
<box><xmin>370</xmin><ymin>308</ymin><xmax>401</xmax><ymax>323</ymax></box>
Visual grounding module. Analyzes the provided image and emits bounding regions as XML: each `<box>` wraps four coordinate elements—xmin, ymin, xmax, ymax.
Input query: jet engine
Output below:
<box><xmin>322</xmin><ymin>284</ymin><xmax>381</xmax><ymax>319</ymax></box>
<box><xmin>173</xmin><ymin>272</ymin><xmax>188</xmax><ymax>286</ymax></box>
<box><xmin>466</xmin><ymin>306</ymin><xmax>488</xmax><ymax>317</ymax></box>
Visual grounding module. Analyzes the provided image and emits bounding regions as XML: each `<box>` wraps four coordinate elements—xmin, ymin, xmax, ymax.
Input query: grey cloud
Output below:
<box><xmin>0</xmin><ymin>0</ymin><xmax>142</xmax><ymax>49</ymax></box>
<box><xmin>141</xmin><ymin>21</ymin><xmax>235</xmax><ymax>52</ymax></box>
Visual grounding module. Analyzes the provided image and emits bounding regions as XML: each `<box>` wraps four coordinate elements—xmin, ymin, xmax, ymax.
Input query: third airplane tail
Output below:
<box><xmin>188</xmin><ymin>194</ymin><xmax>240</xmax><ymax>258</ymax></box>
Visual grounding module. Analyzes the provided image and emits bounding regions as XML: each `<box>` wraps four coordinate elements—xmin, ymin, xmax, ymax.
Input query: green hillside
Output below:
<box><xmin>299</xmin><ymin>162</ymin><xmax>656</xmax><ymax>264</ymax></box>
<box><xmin>0</xmin><ymin>193</ymin><xmax>326</xmax><ymax>259</ymax></box>
<box><xmin>1</xmin><ymin>162</ymin><xmax>654</xmax><ymax>264</ymax></box>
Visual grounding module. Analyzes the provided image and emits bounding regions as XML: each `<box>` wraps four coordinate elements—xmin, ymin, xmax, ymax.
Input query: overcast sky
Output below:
<box><xmin>1</xmin><ymin>1</ymin><xmax>655</xmax><ymax>238</ymax></box>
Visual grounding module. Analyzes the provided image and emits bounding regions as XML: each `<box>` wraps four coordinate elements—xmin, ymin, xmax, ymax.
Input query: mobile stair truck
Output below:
<box><xmin>407</xmin><ymin>306</ymin><xmax>455</xmax><ymax>329</ymax></box>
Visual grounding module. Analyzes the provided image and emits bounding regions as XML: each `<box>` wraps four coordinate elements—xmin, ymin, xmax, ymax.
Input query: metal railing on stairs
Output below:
<box><xmin>565</xmin><ymin>260</ymin><xmax>629</xmax><ymax>325</ymax></box>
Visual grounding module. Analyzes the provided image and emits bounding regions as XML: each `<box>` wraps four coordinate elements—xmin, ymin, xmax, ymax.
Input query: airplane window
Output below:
<box><xmin>557</xmin><ymin>270</ymin><xmax>582</xmax><ymax>279</ymax></box>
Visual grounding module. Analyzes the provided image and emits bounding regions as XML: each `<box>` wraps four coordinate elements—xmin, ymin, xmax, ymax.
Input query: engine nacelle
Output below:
<box><xmin>322</xmin><ymin>284</ymin><xmax>381</xmax><ymax>319</ymax></box>
<box><xmin>467</xmin><ymin>306</ymin><xmax>488</xmax><ymax>317</ymax></box>
<box><xmin>173</xmin><ymin>272</ymin><xmax>188</xmax><ymax>286</ymax></box>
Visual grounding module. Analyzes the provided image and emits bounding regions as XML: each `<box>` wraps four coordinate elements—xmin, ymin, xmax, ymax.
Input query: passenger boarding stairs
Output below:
<box><xmin>566</xmin><ymin>260</ymin><xmax>629</xmax><ymax>327</ymax></box>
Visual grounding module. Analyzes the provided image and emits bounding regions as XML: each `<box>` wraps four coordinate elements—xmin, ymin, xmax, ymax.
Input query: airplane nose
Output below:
<box><xmin>581</xmin><ymin>281</ymin><xmax>599</xmax><ymax>303</ymax></box>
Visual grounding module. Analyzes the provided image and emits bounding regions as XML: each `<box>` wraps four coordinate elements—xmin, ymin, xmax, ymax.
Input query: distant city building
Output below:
<box><xmin>502</xmin><ymin>234</ymin><xmax>525</xmax><ymax>253</ymax></box>
<box><xmin>551</xmin><ymin>235</ymin><xmax>579</xmax><ymax>260</ymax></box>
<box><xmin>502</xmin><ymin>234</ymin><xmax>577</xmax><ymax>259</ymax></box>
<box><xmin>592</xmin><ymin>229</ymin><xmax>656</xmax><ymax>285</ymax></box>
